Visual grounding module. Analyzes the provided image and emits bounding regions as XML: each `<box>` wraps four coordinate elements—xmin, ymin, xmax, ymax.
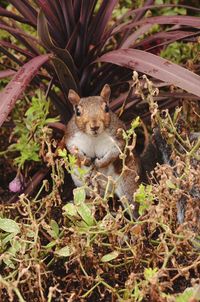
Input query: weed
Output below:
<box><xmin>2</xmin><ymin>90</ymin><xmax>59</xmax><ymax>171</ymax></box>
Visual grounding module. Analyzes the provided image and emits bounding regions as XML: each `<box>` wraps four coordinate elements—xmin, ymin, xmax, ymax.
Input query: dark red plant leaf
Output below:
<box><xmin>89</xmin><ymin>0</ymin><xmax>118</xmax><ymax>43</ymax></box>
<box><xmin>37</xmin><ymin>10</ymin><xmax>78</xmax><ymax>83</ymax></box>
<box><xmin>59</xmin><ymin>0</ymin><xmax>75</xmax><ymax>37</ymax></box>
<box><xmin>0</xmin><ymin>54</ymin><xmax>52</xmax><ymax>127</ymax></box>
<box><xmin>73</xmin><ymin>0</ymin><xmax>82</xmax><ymax>21</ymax></box>
<box><xmin>0</xmin><ymin>45</ymin><xmax>23</xmax><ymax>66</ymax></box>
<box><xmin>36</xmin><ymin>0</ymin><xmax>65</xmax><ymax>47</ymax></box>
<box><xmin>48</xmin><ymin>0</ymin><xmax>69</xmax><ymax>44</ymax></box>
<box><xmin>112</xmin><ymin>15</ymin><xmax>200</xmax><ymax>36</ymax></box>
<box><xmin>121</xmin><ymin>24</ymin><xmax>153</xmax><ymax>49</ymax></box>
<box><xmin>36</xmin><ymin>0</ymin><xmax>61</xmax><ymax>28</ymax></box>
<box><xmin>143</xmin><ymin>31</ymin><xmax>200</xmax><ymax>53</ymax></box>
<box><xmin>0</xmin><ymin>19</ymin><xmax>40</xmax><ymax>56</ymax></box>
<box><xmin>0</xmin><ymin>40</ymin><xmax>35</xmax><ymax>58</ymax></box>
<box><xmin>8</xmin><ymin>0</ymin><xmax>37</xmax><ymax>27</ymax></box>
<box><xmin>77</xmin><ymin>1</ymin><xmax>97</xmax><ymax>61</ymax></box>
<box><xmin>51</xmin><ymin>57</ymin><xmax>78</xmax><ymax>95</ymax></box>
<box><xmin>115</xmin><ymin>4</ymin><xmax>200</xmax><ymax>26</ymax></box>
<box><xmin>0</xmin><ymin>69</ymin><xmax>16</xmax><ymax>79</ymax></box>
<box><xmin>120</xmin><ymin>0</ymin><xmax>154</xmax><ymax>45</ymax></box>
<box><xmin>97</xmin><ymin>49</ymin><xmax>200</xmax><ymax>97</ymax></box>
<box><xmin>0</xmin><ymin>7</ymin><xmax>31</xmax><ymax>24</ymax></box>
<box><xmin>135</xmin><ymin>15</ymin><xmax>200</xmax><ymax>27</ymax></box>
<box><xmin>132</xmin><ymin>0</ymin><xmax>154</xmax><ymax>22</ymax></box>
<box><xmin>66</xmin><ymin>22</ymin><xmax>80</xmax><ymax>52</ymax></box>
<box><xmin>48</xmin><ymin>90</ymin><xmax>72</xmax><ymax>123</ymax></box>
<box><xmin>0</xmin><ymin>20</ymin><xmax>40</xmax><ymax>55</ymax></box>
<box><xmin>0</xmin><ymin>21</ymin><xmax>38</xmax><ymax>42</ymax></box>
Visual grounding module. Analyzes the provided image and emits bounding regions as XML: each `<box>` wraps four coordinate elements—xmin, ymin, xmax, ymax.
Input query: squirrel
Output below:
<box><xmin>64</xmin><ymin>84</ymin><xmax>140</xmax><ymax>217</ymax></box>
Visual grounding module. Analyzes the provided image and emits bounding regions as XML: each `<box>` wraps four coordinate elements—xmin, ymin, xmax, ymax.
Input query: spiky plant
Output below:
<box><xmin>0</xmin><ymin>0</ymin><xmax>200</xmax><ymax>126</ymax></box>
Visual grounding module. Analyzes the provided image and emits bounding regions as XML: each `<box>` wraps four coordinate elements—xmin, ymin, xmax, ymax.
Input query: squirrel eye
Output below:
<box><xmin>75</xmin><ymin>105</ymin><xmax>81</xmax><ymax>116</ymax></box>
<box><xmin>104</xmin><ymin>103</ymin><xmax>109</xmax><ymax>113</ymax></box>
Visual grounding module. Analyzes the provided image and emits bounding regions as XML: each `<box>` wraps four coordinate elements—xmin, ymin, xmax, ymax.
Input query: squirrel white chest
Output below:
<box><xmin>68</xmin><ymin>131</ymin><xmax>117</xmax><ymax>159</ymax></box>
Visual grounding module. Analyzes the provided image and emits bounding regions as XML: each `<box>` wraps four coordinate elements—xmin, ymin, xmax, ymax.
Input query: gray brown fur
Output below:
<box><xmin>65</xmin><ymin>84</ymin><xmax>140</xmax><ymax>217</ymax></box>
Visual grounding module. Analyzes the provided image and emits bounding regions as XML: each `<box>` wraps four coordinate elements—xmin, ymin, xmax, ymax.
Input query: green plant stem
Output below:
<box><xmin>14</xmin><ymin>288</ymin><xmax>26</xmax><ymax>302</ymax></box>
<box><xmin>0</xmin><ymin>277</ymin><xmax>26</xmax><ymax>302</ymax></box>
<box><xmin>81</xmin><ymin>281</ymin><xmax>101</xmax><ymax>298</ymax></box>
<box><xmin>188</xmin><ymin>137</ymin><xmax>200</xmax><ymax>157</ymax></box>
<box><xmin>33</xmin><ymin>180</ymin><xmax>47</xmax><ymax>202</ymax></box>
<box><xmin>161</xmin><ymin>246</ymin><xmax>177</xmax><ymax>270</ymax></box>
<box><xmin>79</xmin><ymin>259</ymin><xmax>89</xmax><ymax>278</ymax></box>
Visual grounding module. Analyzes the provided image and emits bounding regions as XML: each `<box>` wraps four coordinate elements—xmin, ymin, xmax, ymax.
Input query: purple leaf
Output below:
<box><xmin>0</xmin><ymin>7</ymin><xmax>31</xmax><ymax>24</ymax></box>
<box><xmin>75</xmin><ymin>1</ymin><xmax>98</xmax><ymax>63</ymax></box>
<box><xmin>0</xmin><ymin>54</ymin><xmax>52</xmax><ymax>127</ymax></box>
<box><xmin>0</xmin><ymin>69</ymin><xmax>16</xmax><ymax>79</ymax></box>
<box><xmin>0</xmin><ymin>40</ymin><xmax>35</xmax><ymax>58</ymax></box>
<box><xmin>8</xmin><ymin>0</ymin><xmax>37</xmax><ymax>26</ymax></box>
<box><xmin>51</xmin><ymin>57</ymin><xmax>78</xmax><ymax>95</ymax></box>
<box><xmin>97</xmin><ymin>49</ymin><xmax>200</xmax><ymax>97</ymax></box>
<box><xmin>115</xmin><ymin>4</ymin><xmax>200</xmax><ymax>27</ymax></box>
<box><xmin>133</xmin><ymin>0</ymin><xmax>154</xmax><ymax>22</ymax></box>
<box><xmin>0</xmin><ymin>22</ymin><xmax>38</xmax><ymax>42</ymax></box>
<box><xmin>36</xmin><ymin>0</ymin><xmax>65</xmax><ymax>46</ymax></box>
<box><xmin>89</xmin><ymin>0</ymin><xmax>118</xmax><ymax>43</ymax></box>
<box><xmin>59</xmin><ymin>0</ymin><xmax>75</xmax><ymax>37</ymax></box>
<box><xmin>121</xmin><ymin>24</ymin><xmax>153</xmax><ymax>49</ymax></box>
<box><xmin>143</xmin><ymin>31</ymin><xmax>199</xmax><ymax>53</ymax></box>
<box><xmin>0</xmin><ymin>45</ymin><xmax>23</xmax><ymax>66</ymax></box>
<box><xmin>112</xmin><ymin>15</ymin><xmax>200</xmax><ymax>36</ymax></box>
<box><xmin>37</xmin><ymin>10</ymin><xmax>78</xmax><ymax>81</ymax></box>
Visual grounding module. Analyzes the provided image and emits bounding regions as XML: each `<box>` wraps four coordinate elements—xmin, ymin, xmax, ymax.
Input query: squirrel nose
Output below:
<box><xmin>91</xmin><ymin>126</ymin><xmax>100</xmax><ymax>132</ymax></box>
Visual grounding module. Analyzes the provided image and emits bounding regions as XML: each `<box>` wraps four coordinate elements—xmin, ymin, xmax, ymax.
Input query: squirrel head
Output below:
<box><xmin>68</xmin><ymin>84</ymin><xmax>111</xmax><ymax>136</ymax></box>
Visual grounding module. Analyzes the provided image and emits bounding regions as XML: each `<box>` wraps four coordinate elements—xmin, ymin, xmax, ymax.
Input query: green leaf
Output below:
<box><xmin>101</xmin><ymin>250</ymin><xmax>119</xmax><ymax>262</ymax></box>
<box><xmin>175</xmin><ymin>289</ymin><xmax>194</xmax><ymax>302</ymax></box>
<box><xmin>58</xmin><ymin>148</ymin><xmax>67</xmax><ymax>158</ymax></box>
<box><xmin>55</xmin><ymin>246</ymin><xmax>74</xmax><ymax>257</ymax></box>
<box><xmin>3</xmin><ymin>257</ymin><xmax>15</xmax><ymax>269</ymax></box>
<box><xmin>44</xmin><ymin>117</ymin><xmax>60</xmax><ymax>124</ymax></box>
<box><xmin>134</xmin><ymin>184</ymin><xmax>154</xmax><ymax>216</ymax></box>
<box><xmin>68</xmin><ymin>154</ymin><xmax>77</xmax><ymax>166</ymax></box>
<box><xmin>0</xmin><ymin>218</ymin><xmax>20</xmax><ymax>234</ymax></box>
<box><xmin>77</xmin><ymin>203</ymin><xmax>95</xmax><ymax>226</ymax></box>
<box><xmin>50</xmin><ymin>220</ymin><xmax>59</xmax><ymax>239</ymax></box>
<box><xmin>144</xmin><ymin>267</ymin><xmax>158</xmax><ymax>282</ymax></box>
<box><xmin>166</xmin><ymin>180</ymin><xmax>177</xmax><ymax>189</ymax></box>
<box><xmin>27</xmin><ymin>231</ymin><xmax>35</xmax><ymax>238</ymax></box>
<box><xmin>2</xmin><ymin>233</ymin><xmax>15</xmax><ymax>246</ymax></box>
<box><xmin>133</xmin><ymin>282</ymin><xmax>143</xmax><ymax>302</ymax></box>
<box><xmin>131</xmin><ymin>117</ymin><xmax>140</xmax><ymax>130</ymax></box>
<box><xmin>44</xmin><ymin>240</ymin><xmax>57</xmax><ymax>249</ymax></box>
<box><xmin>63</xmin><ymin>203</ymin><xmax>78</xmax><ymax>217</ymax></box>
<box><xmin>74</xmin><ymin>188</ymin><xmax>86</xmax><ymax>204</ymax></box>
<box><xmin>73</xmin><ymin>188</ymin><xmax>95</xmax><ymax>226</ymax></box>
<box><xmin>9</xmin><ymin>240</ymin><xmax>21</xmax><ymax>256</ymax></box>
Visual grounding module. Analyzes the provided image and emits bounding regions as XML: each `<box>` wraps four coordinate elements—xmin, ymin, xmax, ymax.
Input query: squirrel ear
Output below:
<box><xmin>100</xmin><ymin>84</ymin><xmax>111</xmax><ymax>100</ymax></box>
<box><xmin>68</xmin><ymin>89</ymin><xmax>80</xmax><ymax>105</ymax></box>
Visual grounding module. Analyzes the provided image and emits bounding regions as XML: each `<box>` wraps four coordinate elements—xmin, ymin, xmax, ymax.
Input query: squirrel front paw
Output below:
<box><xmin>81</xmin><ymin>156</ymin><xmax>92</xmax><ymax>166</ymax></box>
<box><xmin>75</xmin><ymin>153</ymin><xmax>92</xmax><ymax>167</ymax></box>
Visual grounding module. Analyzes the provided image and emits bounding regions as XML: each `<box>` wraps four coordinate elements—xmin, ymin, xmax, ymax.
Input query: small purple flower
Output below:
<box><xmin>9</xmin><ymin>174</ymin><xmax>23</xmax><ymax>193</ymax></box>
